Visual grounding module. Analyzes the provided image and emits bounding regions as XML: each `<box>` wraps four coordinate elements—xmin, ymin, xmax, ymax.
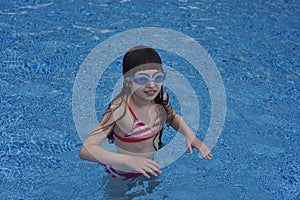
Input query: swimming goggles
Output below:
<box><xmin>126</xmin><ymin>72</ymin><xmax>166</xmax><ymax>85</ymax></box>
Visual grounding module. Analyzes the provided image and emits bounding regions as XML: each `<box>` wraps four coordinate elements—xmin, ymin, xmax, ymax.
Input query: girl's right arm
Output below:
<box><xmin>79</xmin><ymin>124</ymin><xmax>127</xmax><ymax>165</ymax></box>
<box><xmin>79</xmin><ymin>103</ymin><xmax>161</xmax><ymax>178</ymax></box>
<box><xmin>79</xmin><ymin>105</ymin><xmax>126</xmax><ymax>165</ymax></box>
<box><xmin>79</xmin><ymin>125</ymin><xmax>161</xmax><ymax>178</ymax></box>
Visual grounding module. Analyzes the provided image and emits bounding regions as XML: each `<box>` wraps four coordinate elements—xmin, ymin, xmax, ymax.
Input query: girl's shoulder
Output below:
<box><xmin>109</xmin><ymin>96</ymin><xmax>125</xmax><ymax>110</ymax></box>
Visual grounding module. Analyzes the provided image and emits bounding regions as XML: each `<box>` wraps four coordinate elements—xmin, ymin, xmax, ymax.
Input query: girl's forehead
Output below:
<box><xmin>135</xmin><ymin>69</ymin><xmax>159</xmax><ymax>75</ymax></box>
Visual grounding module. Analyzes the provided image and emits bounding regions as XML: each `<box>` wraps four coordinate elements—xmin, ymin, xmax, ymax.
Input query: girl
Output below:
<box><xmin>79</xmin><ymin>46</ymin><xmax>212</xmax><ymax>180</ymax></box>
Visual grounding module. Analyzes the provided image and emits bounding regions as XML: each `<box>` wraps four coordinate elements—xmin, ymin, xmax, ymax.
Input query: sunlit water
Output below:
<box><xmin>1</xmin><ymin>0</ymin><xmax>299</xmax><ymax>199</ymax></box>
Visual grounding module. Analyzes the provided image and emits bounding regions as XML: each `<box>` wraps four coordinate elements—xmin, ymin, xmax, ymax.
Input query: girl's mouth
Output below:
<box><xmin>144</xmin><ymin>90</ymin><xmax>156</xmax><ymax>96</ymax></box>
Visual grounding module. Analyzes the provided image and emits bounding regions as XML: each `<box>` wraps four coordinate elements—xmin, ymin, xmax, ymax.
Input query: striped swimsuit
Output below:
<box><xmin>105</xmin><ymin>98</ymin><xmax>162</xmax><ymax>180</ymax></box>
<box><xmin>112</xmin><ymin>99</ymin><xmax>161</xmax><ymax>143</ymax></box>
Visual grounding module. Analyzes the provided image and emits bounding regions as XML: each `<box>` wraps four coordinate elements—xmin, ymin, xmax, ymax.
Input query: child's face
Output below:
<box><xmin>130</xmin><ymin>69</ymin><xmax>164</xmax><ymax>101</ymax></box>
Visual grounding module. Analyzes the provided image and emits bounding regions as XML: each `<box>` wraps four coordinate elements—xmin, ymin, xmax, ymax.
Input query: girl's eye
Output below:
<box><xmin>154</xmin><ymin>74</ymin><xmax>164</xmax><ymax>82</ymax></box>
<box><xmin>137</xmin><ymin>77</ymin><xmax>148</xmax><ymax>82</ymax></box>
<box><xmin>153</xmin><ymin>72</ymin><xmax>166</xmax><ymax>83</ymax></box>
<box><xmin>134</xmin><ymin>76</ymin><xmax>149</xmax><ymax>84</ymax></box>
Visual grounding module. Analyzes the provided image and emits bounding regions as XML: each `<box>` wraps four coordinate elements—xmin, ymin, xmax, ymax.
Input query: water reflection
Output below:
<box><xmin>101</xmin><ymin>174</ymin><xmax>161</xmax><ymax>199</ymax></box>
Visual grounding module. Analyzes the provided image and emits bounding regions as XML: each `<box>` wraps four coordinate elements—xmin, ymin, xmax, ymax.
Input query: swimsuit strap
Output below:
<box><xmin>121</xmin><ymin>97</ymin><xmax>138</xmax><ymax>121</ymax></box>
<box><xmin>113</xmin><ymin>97</ymin><xmax>161</xmax><ymax>143</ymax></box>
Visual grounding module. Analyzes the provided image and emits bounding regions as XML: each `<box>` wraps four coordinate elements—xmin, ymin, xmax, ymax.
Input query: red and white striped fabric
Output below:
<box><xmin>113</xmin><ymin>98</ymin><xmax>162</xmax><ymax>143</ymax></box>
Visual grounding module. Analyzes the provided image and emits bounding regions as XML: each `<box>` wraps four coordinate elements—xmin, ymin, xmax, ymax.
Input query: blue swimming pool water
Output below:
<box><xmin>1</xmin><ymin>0</ymin><xmax>299</xmax><ymax>199</ymax></box>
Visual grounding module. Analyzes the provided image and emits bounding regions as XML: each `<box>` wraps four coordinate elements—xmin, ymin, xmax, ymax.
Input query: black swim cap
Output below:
<box><xmin>122</xmin><ymin>46</ymin><xmax>163</xmax><ymax>76</ymax></box>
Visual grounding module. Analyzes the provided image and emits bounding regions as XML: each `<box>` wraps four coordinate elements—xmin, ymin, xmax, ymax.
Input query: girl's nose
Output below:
<box><xmin>146</xmin><ymin>81</ymin><xmax>156</xmax><ymax>88</ymax></box>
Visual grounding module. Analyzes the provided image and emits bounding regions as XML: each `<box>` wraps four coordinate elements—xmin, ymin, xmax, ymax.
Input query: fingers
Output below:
<box><xmin>146</xmin><ymin>160</ymin><xmax>162</xmax><ymax>176</ymax></box>
<box><xmin>141</xmin><ymin>171</ymin><xmax>151</xmax><ymax>179</ymax></box>
<box><xmin>188</xmin><ymin>146</ymin><xmax>193</xmax><ymax>155</ymax></box>
<box><xmin>203</xmin><ymin>152</ymin><xmax>212</xmax><ymax>160</ymax></box>
<box><xmin>188</xmin><ymin>141</ymin><xmax>212</xmax><ymax>159</ymax></box>
<box><xmin>149</xmin><ymin>159</ymin><xmax>161</xmax><ymax>170</ymax></box>
<box><xmin>142</xmin><ymin>166</ymin><xmax>159</xmax><ymax>178</ymax></box>
<box><xmin>200</xmin><ymin>147</ymin><xmax>212</xmax><ymax>160</ymax></box>
<box><xmin>140</xmin><ymin>159</ymin><xmax>162</xmax><ymax>179</ymax></box>
<box><xmin>195</xmin><ymin>142</ymin><xmax>212</xmax><ymax>160</ymax></box>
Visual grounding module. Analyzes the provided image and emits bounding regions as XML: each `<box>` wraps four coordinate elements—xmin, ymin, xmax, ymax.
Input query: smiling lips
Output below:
<box><xmin>144</xmin><ymin>90</ymin><xmax>157</xmax><ymax>96</ymax></box>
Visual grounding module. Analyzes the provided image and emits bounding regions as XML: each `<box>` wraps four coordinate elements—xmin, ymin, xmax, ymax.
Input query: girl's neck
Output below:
<box><xmin>130</xmin><ymin>94</ymin><xmax>152</xmax><ymax>109</ymax></box>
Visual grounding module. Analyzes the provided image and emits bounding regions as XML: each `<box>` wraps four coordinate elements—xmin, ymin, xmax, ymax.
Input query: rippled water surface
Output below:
<box><xmin>1</xmin><ymin>0</ymin><xmax>299</xmax><ymax>199</ymax></box>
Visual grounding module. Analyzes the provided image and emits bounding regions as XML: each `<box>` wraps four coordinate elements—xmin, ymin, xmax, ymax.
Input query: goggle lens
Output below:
<box><xmin>130</xmin><ymin>72</ymin><xmax>166</xmax><ymax>85</ymax></box>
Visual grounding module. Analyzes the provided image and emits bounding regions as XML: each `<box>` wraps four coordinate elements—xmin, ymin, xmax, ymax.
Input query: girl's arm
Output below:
<box><xmin>163</xmin><ymin>91</ymin><xmax>211</xmax><ymax>159</ymax></box>
<box><xmin>170</xmin><ymin>113</ymin><xmax>212</xmax><ymax>160</ymax></box>
<box><xmin>79</xmin><ymin>102</ymin><xmax>161</xmax><ymax>178</ymax></box>
<box><xmin>79</xmin><ymin>121</ymin><xmax>127</xmax><ymax>165</ymax></box>
<box><xmin>79</xmin><ymin>101</ymin><xmax>127</xmax><ymax>165</ymax></box>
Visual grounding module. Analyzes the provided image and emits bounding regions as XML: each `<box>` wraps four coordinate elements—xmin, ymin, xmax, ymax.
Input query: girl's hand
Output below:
<box><xmin>186</xmin><ymin>137</ymin><xmax>212</xmax><ymax>160</ymax></box>
<box><xmin>124</xmin><ymin>155</ymin><xmax>162</xmax><ymax>178</ymax></box>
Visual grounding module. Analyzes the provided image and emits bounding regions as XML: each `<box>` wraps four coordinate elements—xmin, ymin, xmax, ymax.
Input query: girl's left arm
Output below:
<box><xmin>170</xmin><ymin>113</ymin><xmax>212</xmax><ymax>160</ymax></box>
